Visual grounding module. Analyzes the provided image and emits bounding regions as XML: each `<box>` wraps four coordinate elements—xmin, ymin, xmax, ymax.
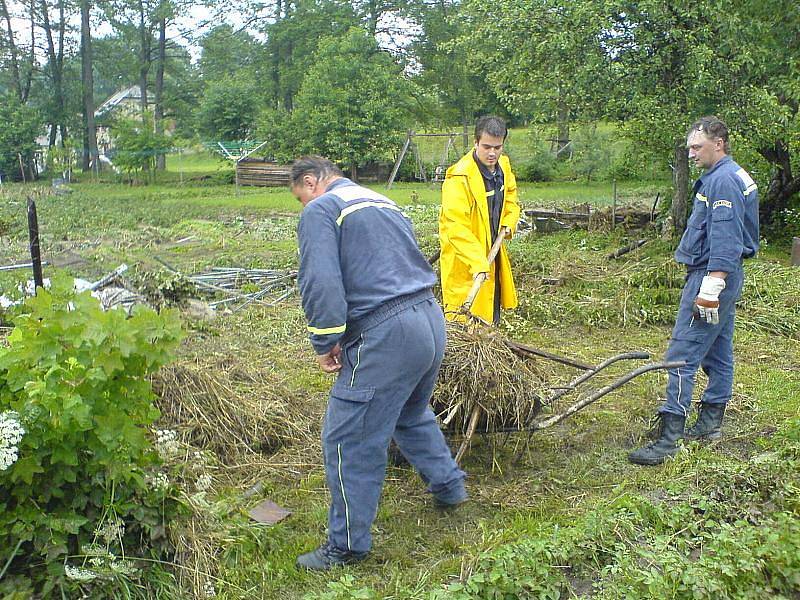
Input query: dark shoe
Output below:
<box><xmin>433</xmin><ymin>486</ymin><xmax>468</xmax><ymax>510</ymax></box>
<box><xmin>685</xmin><ymin>403</ymin><xmax>725</xmax><ymax>441</ymax></box>
<box><xmin>296</xmin><ymin>541</ymin><xmax>367</xmax><ymax>571</ymax></box>
<box><xmin>628</xmin><ymin>412</ymin><xmax>686</xmax><ymax>466</ymax></box>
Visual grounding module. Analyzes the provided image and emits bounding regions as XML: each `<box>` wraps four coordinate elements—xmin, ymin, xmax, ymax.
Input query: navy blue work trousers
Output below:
<box><xmin>322</xmin><ymin>291</ymin><xmax>466</xmax><ymax>553</ymax></box>
<box><xmin>660</xmin><ymin>267</ymin><xmax>744</xmax><ymax>417</ymax></box>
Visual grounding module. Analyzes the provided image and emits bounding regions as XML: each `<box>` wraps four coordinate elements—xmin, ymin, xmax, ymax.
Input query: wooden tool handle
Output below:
<box><xmin>461</xmin><ymin>227</ymin><xmax>509</xmax><ymax>311</ymax></box>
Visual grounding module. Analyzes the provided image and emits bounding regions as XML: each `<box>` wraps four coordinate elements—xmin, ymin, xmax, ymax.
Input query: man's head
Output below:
<box><xmin>474</xmin><ymin>116</ymin><xmax>508</xmax><ymax>171</ymax></box>
<box><xmin>686</xmin><ymin>116</ymin><xmax>729</xmax><ymax>170</ymax></box>
<box><xmin>290</xmin><ymin>156</ymin><xmax>344</xmax><ymax>205</ymax></box>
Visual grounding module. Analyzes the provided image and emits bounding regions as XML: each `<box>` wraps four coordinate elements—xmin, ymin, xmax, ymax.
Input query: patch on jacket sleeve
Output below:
<box><xmin>713</xmin><ymin>200</ymin><xmax>732</xmax><ymax>210</ymax></box>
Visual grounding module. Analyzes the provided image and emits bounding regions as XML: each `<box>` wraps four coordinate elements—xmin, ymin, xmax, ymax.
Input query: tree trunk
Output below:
<box><xmin>0</xmin><ymin>0</ymin><xmax>22</xmax><ymax>100</ymax></box>
<box><xmin>556</xmin><ymin>98</ymin><xmax>570</xmax><ymax>159</ymax></box>
<box><xmin>57</xmin><ymin>0</ymin><xmax>66</xmax><ymax>143</ymax></box>
<box><xmin>137</xmin><ymin>0</ymin><xmax>150</xmax><ymax>118</ymax></box>
<box><xmin>462</xmin><ymin>112</ymin><xmax>469</xmax><ymax>153</ymax></box>
<box><xmin>283</xmin><ymin>38</ymin><xmax>293</xmax><ymax>112</ymax></box>
<box><xmin>758</xmin><ymin>139</ymin><xmax>800</xmax><ymax>228</ymax></box>
<box><xmin>40</xmin><ymin>0</ymin><xmax>66</xmax><ymax>150</ymax></box>
<box><xmin>154</xmin><ymin>15</ymin><xmax>166</xmax><ymax>170</ymax></box>
<box><xmin>22</xmin><ymin>0</ymin><xmax>35</xmax><ymax>102</ymax></box>
<box><xmin>80</xmin><ymin>0</ymin><xmax>98</xmax><ymax>171</ymax></box>
<box><xmin>671</xmin><ymin>136</ymin><xmax>690</xmax><ymax>236</ymax></box>
<box><xmin>365</xmin><ymin>0</ymin><xmax>377</xmax><ymax>37</ymax></box>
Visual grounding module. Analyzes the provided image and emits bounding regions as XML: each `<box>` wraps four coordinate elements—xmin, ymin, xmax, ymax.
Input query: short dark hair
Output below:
<box><xmin>688</xmin><ymin>116</ymin><xmax>730</xmax><ymax>153</ymax></box>
<box><xmin>474</xmin><ymin>115</ymin><xmax>508</xmax><ymax>142</ymax></box>
<box><xmin>290</xmin><ymin>156</ymin><xmax>343</xmax><ymax>186</ymax></box>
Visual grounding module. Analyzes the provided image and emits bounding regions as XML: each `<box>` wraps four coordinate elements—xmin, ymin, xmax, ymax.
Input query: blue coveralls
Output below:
<box><xmin>297</xmin><ymin>178</ymin><xmax>466</xmax><ymax>554</ymax></box>
<box><xmin>660</xmin><ymin>156</ymin><xmax>760</xmax><ymax>417</ymax></box>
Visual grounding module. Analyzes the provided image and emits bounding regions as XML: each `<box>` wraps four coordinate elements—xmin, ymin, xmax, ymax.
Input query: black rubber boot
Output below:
<box><xmin>296</xmin><ymin>541</ymin><xmax>367</xmax><ymax>571</ymax></box>
<box><xmin>685</xmin><ymin>403</ymin><xmax>725</xmax><ymax>441</ymax></box>
<box><xmin>628</xmin><ymin>413</ymin><xmax>686</xmax><ymax>466</ymax></box>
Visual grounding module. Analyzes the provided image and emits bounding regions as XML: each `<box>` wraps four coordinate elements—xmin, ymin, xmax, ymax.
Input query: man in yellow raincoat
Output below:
<box><xmin>439</xmin><ymin>115</ymin><xmax>520</xmax><ymax>324</ymax></box>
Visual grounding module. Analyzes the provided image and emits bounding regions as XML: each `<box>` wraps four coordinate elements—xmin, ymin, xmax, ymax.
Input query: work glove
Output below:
<box><xmin>694</xmin><ymin>275</ymin><xmax>726</xmax><ymax>325</ymax></box>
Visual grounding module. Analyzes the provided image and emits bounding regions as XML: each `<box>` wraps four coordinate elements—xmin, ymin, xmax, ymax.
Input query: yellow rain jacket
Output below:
<box><xmin>439</xmin><ymin>151</ymin><xmax>520</xmax><ymax>322</ymax></box>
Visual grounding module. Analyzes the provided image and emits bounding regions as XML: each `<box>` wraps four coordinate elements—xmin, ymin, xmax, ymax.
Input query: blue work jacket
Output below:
<box><xmin>297</xmin><ymin>178</ymin><xmax>436</xmax><ymax>354</ymax></box>
<box><xmin>674</xmin><ymin>156</ymin><xmax>760</xmax><ymax>273</ymax></box>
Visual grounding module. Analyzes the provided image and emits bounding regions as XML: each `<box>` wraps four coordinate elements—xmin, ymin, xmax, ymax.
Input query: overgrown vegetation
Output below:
<box><xmin>0</xmin><ymin>175</ymin><xmax>798</xmax><ymax>598</ymax></box>
<box><xmin>0</xmin><ymin>276</ymin><xmax>183</xmax><ymax>596</ymax></box>
<box><xmin>0</xmin><ymin>95</ymin><xmax>40</xmax><ymax>182</ymax></box>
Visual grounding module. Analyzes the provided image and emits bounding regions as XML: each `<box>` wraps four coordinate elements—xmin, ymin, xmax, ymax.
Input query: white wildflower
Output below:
<box><xmin>153</xmin><ymin>429</ymin><xmax>179</xmax><ymax>459</ymax></box>
<box><xmin>94</xmin><ymin>518</ymin><xmax>125</xmax><ymax>544</ymax></box>
<box><xmin>191</xmin><ymin>450</ymin><xmax>208</xmax><ymax>470</ymax></box>
<box><xmin>195</xmin><ymin>473</ymin><xmax>212</xmax><ymax>492</ymax></box>
<box><xmin>0</xmin><ymin>411</ymin><xmax>25</xmax><ymax>471</ymax></box>
<box><xmin>109</xmin><ymin>558</ymin><xmax>137</xmax><ymax>576</ymax></box>
<box><xmin>204</xmin><ymin>580</ymin><xmax>217</xmax><ymax>598</ymax></box>
<box><xmin>147</xmin><ymin>472</ymin><xmax>170</xmax><ymax>491</ymax></box>
<box><xmin>65</xmin><ymin>564</ymin><xmax>98</xmax><ymax>582</ymax></box>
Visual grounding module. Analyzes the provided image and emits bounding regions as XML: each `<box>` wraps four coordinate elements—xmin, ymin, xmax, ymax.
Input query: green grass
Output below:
<box><xmin>1</xmin><ymin>172</ymin><xmax>798</xmax><ymax>599</ymax></box>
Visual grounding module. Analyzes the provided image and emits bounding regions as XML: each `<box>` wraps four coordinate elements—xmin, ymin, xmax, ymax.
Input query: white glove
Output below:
<box><xmin>695</xmin><ymin>275</ymin><xmax>726</xmax><ymax>325</ymax></box>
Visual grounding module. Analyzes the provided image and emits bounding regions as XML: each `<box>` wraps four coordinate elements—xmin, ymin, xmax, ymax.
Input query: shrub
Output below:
<box><xmin>112</xmin><ymin>114</ymin><xmax>172</xmax><ymax>183</ymax></box>
<box><xmin>515</xmin><ymin>147</ymin><xmax>558</xmax><ymax>182</ymax></box>
<box><xmin>0</xmin><ymin>275</ymin><xmax>183</xmax><ymax>595</ymax></box>
<box><xmin>0</xmin><ymin>95</ymin><xmax>41</xmax><ymax>182</ymax></box>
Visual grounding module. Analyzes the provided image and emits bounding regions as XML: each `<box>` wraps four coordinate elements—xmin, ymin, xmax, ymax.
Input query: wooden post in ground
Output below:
<box><xmin>792</xmin><ymin>237</ymin><xmax>800</xmax><ymax>267</ymax></box>
<box><xmin>387</xmin><ymin>131</ymin><xmax>413</xmax><ymax>189</ymax></box>
<box><xmin>612</xmin><ymin>179</ymin><xmax>617</xmax><ymax>229</ymax></box>
<box><xmin>27</xmin><ymin>197</ymin><xmax>44</xmax><ymax>291</ymax></box>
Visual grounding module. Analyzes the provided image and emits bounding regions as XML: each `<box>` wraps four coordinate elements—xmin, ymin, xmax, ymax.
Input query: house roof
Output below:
<box><xmin>94</xmin><ymin>86</ymin><xmax>144</xmax><ymax>118</ymax></box>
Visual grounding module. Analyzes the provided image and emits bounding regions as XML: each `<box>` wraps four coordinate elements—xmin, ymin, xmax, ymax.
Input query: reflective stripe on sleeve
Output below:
<box><xmin>336</xmin><ymin>201</ymin><xmax>404</xmax><ymax>226</ymax></box>
<box><xmin>307</xmin><ymin>323</ymin><xmax>346</xmax><ymax>335</ymax></box>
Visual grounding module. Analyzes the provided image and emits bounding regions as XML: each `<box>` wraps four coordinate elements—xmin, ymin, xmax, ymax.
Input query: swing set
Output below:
<box><xmin>386</xmin><ymin>130</ymin><xmax>463</xmax><ymax>189</ymax></box>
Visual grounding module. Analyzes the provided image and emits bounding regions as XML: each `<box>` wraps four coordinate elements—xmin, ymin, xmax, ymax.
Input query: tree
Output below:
<box><xmin>404</xmin><ymin>0</ymin><xmax>503</xmax><ymax>135</ymax></box>
<box><xmin>721</xmin><ymin>0</ymin><xmax>800</xmax><ymax>229</ymax></box>
<box><xmin>195</xmin><ymin>74</ymin><xmax>260</xmax><ymax>140</ymax></box>
<box><xmin>198</xmin><ymin>24</ymin><xmax>265</xmax><ymax>84</ymax></box>
<box><xmin>262</xmin><ymin>0</ymin><xmax>359</xmax><ymax>112</ymax></box>
<box><xmin>81</xmin><ymin>0</ymin><xmax>99</xmax><ymax>170</ymax></box>
<box><xmin>286</xmin><ymin>27</ymin><xmax>413</xmax><ymax>177</ymax></box>
<box><xmin>112</xmin><ymin>112</ymin><xmax>170</xmax><ymax>181</ymax></box>
<box><xmin>0</xmin><ymin>0</ymin><xmax>35</xmax><ymax>102</ymax></box>
<box><xmin>0</xmin><ymin>94</ymin><xmax>40</xmax><ymax>181</ymax></box>
<box><xmin>36</xmin><ymin>0</ymin><xmax>71</xmax><ymax>147</ymax></box>
<box><xmin>454</xmin><ymin>0</ymin><xmax>612</xmax><ymax>155</ymax></box>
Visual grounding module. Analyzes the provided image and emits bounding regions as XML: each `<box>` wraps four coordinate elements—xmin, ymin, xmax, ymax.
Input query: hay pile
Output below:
<box><xmin>433</xmin><ymin>322</ymin><xmax>557</xmax><ymax>434</ymax></box>
<box><xmin>738</xmin><ymin>262</ymin><xmax>800</xmax><ymax>338</ymax></box>
<box><xmin>151</xmin><ymin>360</ymin><xmax>318</xmax><ymax>466</ymax></box>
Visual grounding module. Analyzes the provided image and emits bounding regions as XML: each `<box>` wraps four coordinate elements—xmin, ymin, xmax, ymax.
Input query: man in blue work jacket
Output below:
<box><xmin>629</xmin><ymin>116</ymin><xmax>760</xmax><ymax>466</ymax></box>
<box><xmin>291</xmin><ymin>156</ymin><xmax>467</xmax><ymax>570</ymax></box>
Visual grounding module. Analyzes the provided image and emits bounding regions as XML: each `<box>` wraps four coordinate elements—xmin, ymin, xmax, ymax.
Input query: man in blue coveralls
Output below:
<box><xmin>290</xmin><ymin>156</ymin><xmax>467</xmax><ymax>570</ymax></box>
<box><xmin>629</xmin><ymin>116</ymin><xmax>760</xmax><ymax>466</ymax></box>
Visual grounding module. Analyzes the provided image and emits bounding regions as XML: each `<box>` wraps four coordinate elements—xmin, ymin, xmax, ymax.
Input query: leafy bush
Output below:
<box><xmin>0</xmin><ymin>95</ymin><xmax>41</xmax><ymax>182</ymax></box>
<box><xmin>0</xmin><ymin>275</ymin><xmax>183</xmax><ymax>595</ymax></box>
<box><xmin>195</xmin><ymin>75</ymin><xmax>262</xmax><ymax>141</ymax></box>
<box><xmin>285</xmin><ymin>27</ymin><xmax>412</xmax><ymax>171</ymax></box>
<box><xmin>515</xmin><ymin>146</ymin><xmax>558</xmax><ymax>182</ymax></box>
<box><xmin>112</xmin><ymin>114</ymin><xmax>172</xmax><ymax>183</ymax></box>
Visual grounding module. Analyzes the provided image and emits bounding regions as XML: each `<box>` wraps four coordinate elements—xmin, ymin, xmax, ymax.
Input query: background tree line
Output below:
<box><xmin>0</xmin><ymin>0</ymin><xmax>798</xmax><ymax>234</ymax></box>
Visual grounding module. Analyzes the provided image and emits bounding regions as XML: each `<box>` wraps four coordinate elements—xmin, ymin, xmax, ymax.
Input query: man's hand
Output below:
<box><xmin>317</xmin><ymin>343</ymin><xmax>342</xmax><ymax>373</ymax></box>
<box><xmin>694</xmin><ymin>275</ymin><xmax>726</xmax><ymax>325</ymax></box>
<box><xmin>473</xmin><ymin>271</ymin><xmax>488</xmax><ymax>281</ymax></box>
